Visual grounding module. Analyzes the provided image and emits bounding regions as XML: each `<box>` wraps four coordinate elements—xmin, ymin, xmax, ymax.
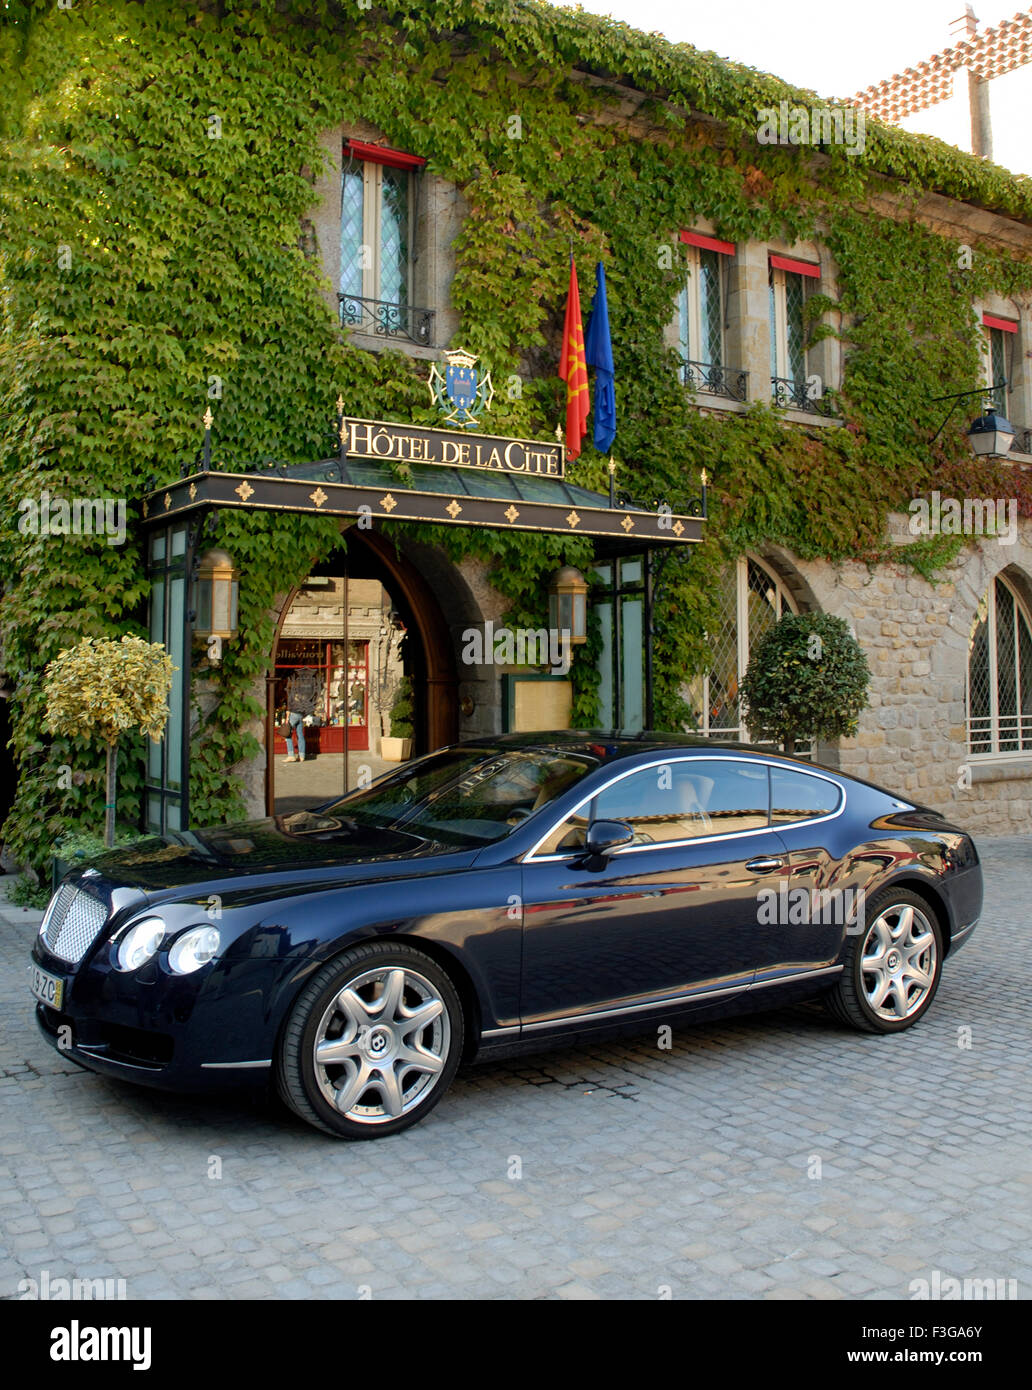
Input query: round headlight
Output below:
<box><xmin>168</xmin><ymin>926</ymin><xmax>221</xmax><ymax>975</ymax></box>
<box><xmin>116</xmin><ymin>917</ymin><xmax>166</xmax><ymax>972</ymax></box>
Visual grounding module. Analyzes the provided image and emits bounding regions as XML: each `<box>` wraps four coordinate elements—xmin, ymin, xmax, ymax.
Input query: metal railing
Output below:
<box><xmin>680</xmin><ymin>359</ymin><xmax>749</xmax><ymax>403</ymax></box>
<box><xmin>339</xmin><ymin>294</ymin><xmax>436</xmax><ymax>347</ymax></box>
<box><xmin>967</xmin><ymin>714</ymin><xmax>1032</xmax><ymax>754</ymax></box>
<box><xmin>1012</xmin><ymin>426</ymin><xmax>1032</xmax><ymax>457</ymax></box>
<box><xmin>771</xmin><ymin>376</ymin><xmax>831</xmax><ymax>415</ymax></box>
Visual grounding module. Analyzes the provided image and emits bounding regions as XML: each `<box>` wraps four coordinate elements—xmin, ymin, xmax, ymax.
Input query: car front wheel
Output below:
<box><xmin>276</xmin><ymin>942</ymin><xmax>463</xmax><ymax>1139</ymax></box>
<box><xmin>826</xmin><ymin>888</ymin><xmax>944</xmax><ymax>1034</ymax></box>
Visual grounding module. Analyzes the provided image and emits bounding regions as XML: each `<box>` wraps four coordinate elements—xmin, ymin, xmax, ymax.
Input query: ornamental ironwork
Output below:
<box><xmin>770</xmin><ymin>376</ymin><xmax>832</xmax><ymax>415</ymax></box>
<box><xmin>338</xmin><ymin>293</ymin><xmax>436</xmax><ymax>347</ymax></box>
<box><xmin>680</xmin><ymin>358</ymin><xmax>749</xmax><ymax>403</ymax></box>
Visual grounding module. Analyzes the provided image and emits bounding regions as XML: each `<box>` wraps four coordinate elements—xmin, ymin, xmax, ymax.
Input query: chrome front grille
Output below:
<box><xmin>41</xmin><ymin>883</ymin><xmax>109</xmax><ymax>965</ymax></box>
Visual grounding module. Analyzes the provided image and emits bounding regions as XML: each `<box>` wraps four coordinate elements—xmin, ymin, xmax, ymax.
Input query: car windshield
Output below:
<box><xmin>323</xmin><ymin>747</ymin><xmax>599</xmax><ymax>846</ymax></box>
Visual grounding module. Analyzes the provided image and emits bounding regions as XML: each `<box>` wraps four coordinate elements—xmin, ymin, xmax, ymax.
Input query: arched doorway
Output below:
<box><xmin>266</xmin><ymin>528</ymin><xmax>459</xmax><ymax>815</ymax></box>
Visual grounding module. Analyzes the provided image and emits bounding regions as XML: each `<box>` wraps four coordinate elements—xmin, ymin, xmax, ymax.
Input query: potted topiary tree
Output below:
<box><xmin>43</xmin><ymin>633</ymin><xmax>175</xmax><ymax>849</ymax></box>
<box><xmin>740</xmin><ymin>612</ymin><xmax>871</xmax><ymax>756</ymax></box>
<box><xmin>381</xmin><ymin>676</ymin><xmax>415</xmax><ymax>762</ymax></box>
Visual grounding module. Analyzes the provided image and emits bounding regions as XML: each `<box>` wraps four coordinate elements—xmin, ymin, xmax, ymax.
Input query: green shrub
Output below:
<box><xmin>740</xmin><ymin>612</ymin><xmax>872</xmax><ymax>755</ymax></box>
<box><xmin>388</xmin><ymin>677</ymin><xmax>416</xmax><ymax>741</ymax></box>
<box><xmin>7</xmin><ymin>873</ymin><xmax>51</xmax><ymax>910</ymax></box>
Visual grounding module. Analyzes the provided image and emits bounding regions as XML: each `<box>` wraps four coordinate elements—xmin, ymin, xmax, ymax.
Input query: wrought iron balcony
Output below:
<box><xmin>770</xmin><ymin>375</ymin><xmax>832</xmax><ymax>415</ymax></box>
<box><xmin>680</xmin><ymin>359</ymin><xmax>749</xmax><ymax>403</ymax></box>
<box><xmin>339</xmin><ymin>294</ymin><xmax>436</xmax><ymax>347</ymax></box>
<box><xmin>1013</xmin><ymin>426</ymin><xmax>1032</xmax><ymax>457</ymax></box>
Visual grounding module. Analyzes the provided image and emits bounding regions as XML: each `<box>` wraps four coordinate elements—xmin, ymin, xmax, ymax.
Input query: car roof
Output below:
<box><xmin>457</xmin><ymin>730</ymin><xmax>788</xmax><ymax>760</ymax></box>
<box><xmin>453</xmin><ymin>731</ymin><xmax>924</xmax><ymax>809</ymax></box>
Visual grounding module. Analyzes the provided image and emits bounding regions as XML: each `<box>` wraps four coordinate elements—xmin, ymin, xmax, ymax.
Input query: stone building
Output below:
<box><xmin>6</xmin><ymin>2</ymin><xmax>1032</xmax><ymax>850</ymax></box>
<box><xmin>244</xmin><ymin>61</ymin><xmax>1032</xmax><ymax>835</ymax></box>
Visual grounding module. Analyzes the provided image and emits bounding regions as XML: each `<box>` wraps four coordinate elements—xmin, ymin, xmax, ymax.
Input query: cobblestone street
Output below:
<box><xmin>3</xmin><ymin>837</ymin><xmax>1030</xmax><ymax>1302</ymax></box>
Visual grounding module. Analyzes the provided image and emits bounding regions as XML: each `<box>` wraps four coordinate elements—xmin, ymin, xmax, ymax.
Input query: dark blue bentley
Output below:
<box><xmin>30</xmin><ymin>733</ymin><xmax>983</xmax><ymax>1139</ymax></box>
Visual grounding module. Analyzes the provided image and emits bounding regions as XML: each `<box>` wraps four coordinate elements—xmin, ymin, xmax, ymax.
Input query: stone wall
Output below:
<box><xmin>779</xmin><ymin>513</ymin><xmax>1032</xmax><ymax>836</ymax></box>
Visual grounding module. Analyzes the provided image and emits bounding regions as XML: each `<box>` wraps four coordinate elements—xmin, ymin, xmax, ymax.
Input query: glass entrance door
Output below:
<box><xmin>594</xmin><ymin>555</ymin><xmax>647</xmax><ymax>732</ymax></box>
<box><xmin>271</xmin><ymin>571</ymin><xmax>408</xmax><ymax>815</ymax></box>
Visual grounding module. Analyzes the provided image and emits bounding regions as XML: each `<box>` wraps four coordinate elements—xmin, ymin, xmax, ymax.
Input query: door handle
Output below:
<box><xmin>746</xmin><ymin>857</ymin><xmax>784</xmax><ymax>873</ymax></box>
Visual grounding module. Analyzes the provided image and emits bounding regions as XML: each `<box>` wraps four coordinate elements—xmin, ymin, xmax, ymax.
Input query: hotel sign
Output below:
<box><xmin>343</xmin><ymin>417</ymin><xmax>564</xmax><ymax>480</ymax></box>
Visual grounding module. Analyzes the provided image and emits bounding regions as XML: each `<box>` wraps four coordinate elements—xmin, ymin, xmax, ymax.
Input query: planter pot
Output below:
<box><xmin>380</xmin><ymin>736</ymin><xmax>413</xmax><ymax>762</ymax></box>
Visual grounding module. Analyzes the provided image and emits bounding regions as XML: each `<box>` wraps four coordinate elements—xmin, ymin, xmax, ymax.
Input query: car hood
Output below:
<box><xmin>70</xmin><ymin>813</ymin><xmax>479</xmax><ymax>896</ymax></box>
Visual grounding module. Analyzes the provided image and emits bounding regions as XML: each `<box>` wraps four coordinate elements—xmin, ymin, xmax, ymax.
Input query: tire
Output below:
<box><xmin>825</xmin><ymin>887</ymin><xmax>944</xmax><ymax>1034</ymax></box>
<box><xmin>276</xmin><ymin>941</ymin><xmax>463</xmax><ymax>1139</ymax></box>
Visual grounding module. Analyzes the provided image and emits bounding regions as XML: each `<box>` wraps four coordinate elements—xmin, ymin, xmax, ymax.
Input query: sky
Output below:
<box><xmin>563</xmin><ymin>0</ymin><xmax>1032</xmax><ymax>176</ymax></box>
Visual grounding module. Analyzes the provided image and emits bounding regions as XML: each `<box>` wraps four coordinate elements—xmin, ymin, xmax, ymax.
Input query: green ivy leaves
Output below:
<box><xmin>2</xmin><ymin>0</ymin><xmax>1031</xmax><ymax>873</ymax></box>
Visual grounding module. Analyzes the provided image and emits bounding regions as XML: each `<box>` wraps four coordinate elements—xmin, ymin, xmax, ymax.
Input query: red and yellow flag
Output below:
<box><xmin>559</xmin><ymin>255</ymin><xmax>589</xmax><ymax>461</ymax></box>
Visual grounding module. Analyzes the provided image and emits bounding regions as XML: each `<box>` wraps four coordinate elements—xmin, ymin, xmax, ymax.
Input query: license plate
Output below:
<box><xmin>30</xmin><ymin>964</ymin><xmax>65</xmax><ymax>1010</ymax></box>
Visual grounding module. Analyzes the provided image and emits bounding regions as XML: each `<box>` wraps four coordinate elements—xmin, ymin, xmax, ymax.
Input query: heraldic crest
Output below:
<box><xmin>428</xmin><ymin>348</ymin><xmax>494</xmax><ymax>428</ymax></box>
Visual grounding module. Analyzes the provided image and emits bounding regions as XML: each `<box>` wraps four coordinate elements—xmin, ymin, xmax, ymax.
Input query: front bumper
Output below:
<box><xmin>30</xmin><ymin>936</ymin><xmax>281</xmax><ymax>1093</ymax></box>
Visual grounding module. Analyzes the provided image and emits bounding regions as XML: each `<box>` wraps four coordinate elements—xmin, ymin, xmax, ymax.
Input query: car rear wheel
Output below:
<box><xmin>825</xmin><ymin>888</ymin><xmax>943</xmax><ymax>1034</ymax></box>
<box><xmin>276</xmin><ymin>942</ymin><xmax>463</xmax><ymax>1139</ymax></box>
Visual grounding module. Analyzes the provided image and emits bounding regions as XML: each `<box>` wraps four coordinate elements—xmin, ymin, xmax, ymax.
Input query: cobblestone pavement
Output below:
<box><xmin>3</xmin><ymin>838</ymin><xmax>1031</xmax><ymax>1301</ymax></box>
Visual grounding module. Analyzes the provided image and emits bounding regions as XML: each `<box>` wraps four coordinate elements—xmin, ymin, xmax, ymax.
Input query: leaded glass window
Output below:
<box><xmin>967</xmin><ymin>574</ymin><xmax>1032</xmax><ymax>755</ymax></box>
<box><xmin>769</xmin><ymin>265</ymin><xmax>809</xmax><ymax>389</ymax></box>
<box><xmin>686</xmin><ymin>556</ymin><xmax>798</xmax><ymax>741</ymax></box>
<box><xmin>378</xmin><ymin>166</ymin><xmax>410</xmax><ymax>310</ymax></box>
<box><xmin>678</xmin><ymin>246</ymin><xmax>724</xmax><ymax>370</ymax></box>
<box><xmin>340</xmin><ymin>157</ymin><xmax>412</xmax><ymax>312</ymax></box>
<box><xmin>340</xmin><ymin>166</ymin><xmax>365</xmax><ymax>301</ymax></box>
<box><xmin>984</xmin><ymin>324</ymin><xmax>1013</xmax><ymax>416</ymax></box>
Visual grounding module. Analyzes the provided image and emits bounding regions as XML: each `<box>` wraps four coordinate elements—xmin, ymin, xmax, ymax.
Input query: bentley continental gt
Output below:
<box><xmin>30</xmin><ymin>733</ymin><xmax>982</xmax><ymax>1139</ymax></box>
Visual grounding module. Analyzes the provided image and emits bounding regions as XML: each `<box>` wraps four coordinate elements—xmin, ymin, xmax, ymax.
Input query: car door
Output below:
<box><xmin>751</xmin><ymin>763</ymin><xmax>857</xmax><ymax>982</ymax></box>
<box><xmin>519</xmin><ymin>756</ymin><xmax>792</xmax><ymax>1031</ymax></box>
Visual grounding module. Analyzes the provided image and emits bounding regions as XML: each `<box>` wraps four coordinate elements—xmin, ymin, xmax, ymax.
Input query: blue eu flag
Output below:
<box><xmin>584</xmin><ymin>261</ymin><xmax>616</xmax><ymax>454</ymax></box>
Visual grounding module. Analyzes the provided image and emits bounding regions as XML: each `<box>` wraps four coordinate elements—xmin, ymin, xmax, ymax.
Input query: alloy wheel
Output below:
<box><xmin>311</xmin><ymin>965</ymin><xmax>450</xmax><ymax>1125</ymax></box>
<box><xmin>860</xmin><ymin>903</ymin><xmax>938</xmax><ymax>1022</ymax></box>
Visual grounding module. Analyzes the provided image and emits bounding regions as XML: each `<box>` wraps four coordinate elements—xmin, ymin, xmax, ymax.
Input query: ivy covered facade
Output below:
<box><xmin>3</xmin><ymin>0</ymin><xmax>1032</xmax><ymax>873</ymax></box>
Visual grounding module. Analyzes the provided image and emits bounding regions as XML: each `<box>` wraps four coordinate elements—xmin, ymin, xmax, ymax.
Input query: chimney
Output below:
<box><xmin>949</xmin><ymin>3</ymin><xmax>977</xmax><ymax>41</ymax></box>
<box><xmin>951</xmin><ymin>5</ymin><xmax>992</xmax><ymax>158</ymax></box>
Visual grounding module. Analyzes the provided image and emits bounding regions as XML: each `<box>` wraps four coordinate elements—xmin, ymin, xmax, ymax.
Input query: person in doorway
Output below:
<box><xmin>284</xmin><ymin>667</ymin><xmax>319</xmax><ymax>762</ymax></box>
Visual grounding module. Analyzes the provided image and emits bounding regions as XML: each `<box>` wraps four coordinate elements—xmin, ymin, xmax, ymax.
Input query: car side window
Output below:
<box><xmin>531</xmin><ymin>759</ymin><xmax>777</xmax><ymax>857</ymax></box>
<box><xmin>596</xmin><ymin>759</ymin><xmax>769</xmax><ymax>843</ymax></box>
<box><xmin>770</xmin><ymin>766</ymin><xmax>841</xmax><ymax>823</ymax></box>
<box><xmin>566</xmin><ymin>759</ymin><xmax>768</xmax><ymax>849</ymax></box>
<box><xmin>533</xmin><ymin>807</ymin><xmax>590</xmax><ymax>856</ymax></box>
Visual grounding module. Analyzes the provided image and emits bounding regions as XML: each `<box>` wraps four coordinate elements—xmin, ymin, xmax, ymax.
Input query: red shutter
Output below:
<box><xmin>769</xmin><ymin>254</ymin><xmax>820</xmax><ymax>279</ymax></box>
<box><xmin>982</xmin><ymin>313</ymin><xmax>1017</xmax><ymax>333</ymax></box>
<box><xmin>344</xmin><ymin>139</ymin><xmax>426</xmax><ymax>171</ymax></box>
<box><xmin>679</xmin><ymin>230</ymin><xmax>735</xmax><ymax>256</ymax></box>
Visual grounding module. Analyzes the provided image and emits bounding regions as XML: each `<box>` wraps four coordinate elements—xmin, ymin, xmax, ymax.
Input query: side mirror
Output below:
<box><xmin>584</xmin><ymin>819</ymin><xmax>634</xmax><ymax>858</ymax></box>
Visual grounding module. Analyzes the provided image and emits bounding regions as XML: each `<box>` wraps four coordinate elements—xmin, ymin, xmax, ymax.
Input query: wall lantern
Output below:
<box><xmin>548</xmin><ymin>566</ymin><xmax>589</xmax><ymax>645</ymax></box>
<box><xmin>932</xmin><ymin>385</ymin><xmax>1016</xmax><ymax>459</ymax></box>
<box><xmin>194</xmin><ymin>548</ymin><xmax>239</xmax><ymax>641</ymax></box>
<box><xmin>967</xmin><ymin>409</ymin><xmax>1015</xmax><ymax>458</ymax></box>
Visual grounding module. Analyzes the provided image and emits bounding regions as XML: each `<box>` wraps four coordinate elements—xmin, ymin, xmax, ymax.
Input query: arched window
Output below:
<box><xmin>967</xmin><ymin>572</ymin><xmax>1032</xmax><ymax>755</ymax></box>
<box><xmin>687</xmin><ymin>556</ymin><xmax>799</xmax><ymax>740</ymax></box>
